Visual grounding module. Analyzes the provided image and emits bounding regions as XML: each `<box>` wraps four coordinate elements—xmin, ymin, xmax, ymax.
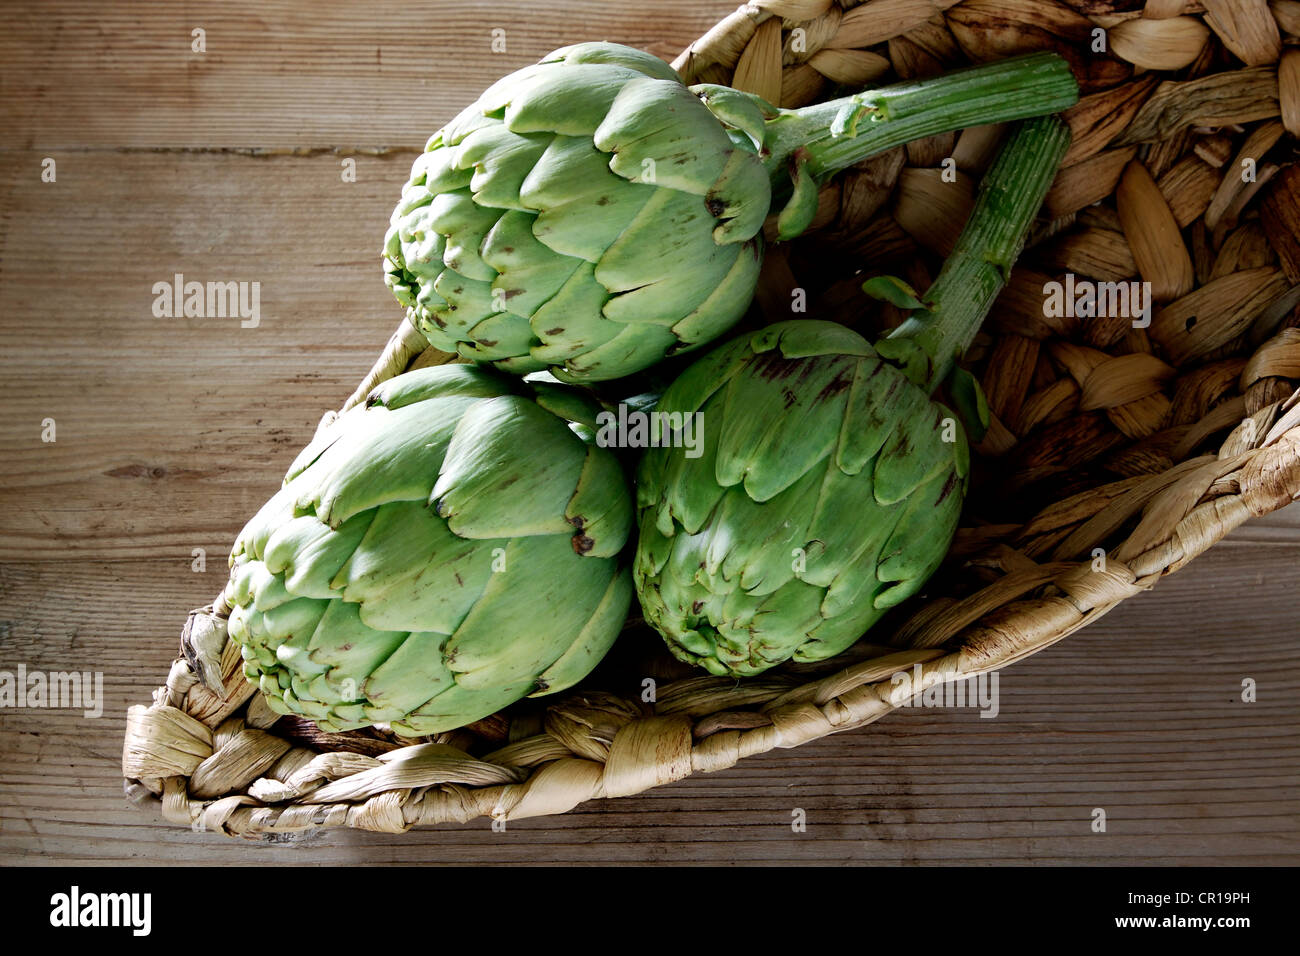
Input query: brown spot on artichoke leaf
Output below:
<box><xmin>544</xmin><ymin>327</ymin><xmax>565</xmax><ymax>335</ymax></box>
<box><xmin>596</xmin><ymin>196</ymin><xmax>611</xmax><ymax>206</ymax></box>
<box><xmin>478</xmin><ymin>338</ymin><xmax>499</xmax><ymax>346</ymax></box>
<box><xmin>569</xmin><ymin>515</ymin><xmax>595</xmax><ymax>554</ymax></box>
<box><xmin>705</xmin><ymin>197</ymin><xmax>725</xmax><ymax>217</ymax></box>
<box><xmin>751</xmin><ymin>351</ymin><xmax>805</xmax><ymax>382</ymax></box>
<box><xmin>816</xmin><ymin>371</ymin><xmax>853</xmax><ymax>401</ymax></box>
<box><xmin>935</xmin><ymin>470</ymin><xmax>960</xmax><ymax>505</ymax></box>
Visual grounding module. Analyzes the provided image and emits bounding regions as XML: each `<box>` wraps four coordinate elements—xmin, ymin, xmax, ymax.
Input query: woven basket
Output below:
<box><xmin>122</xmin><ymin>0</ymin><xmax>1300</xmax><ymax>837</ymax></box>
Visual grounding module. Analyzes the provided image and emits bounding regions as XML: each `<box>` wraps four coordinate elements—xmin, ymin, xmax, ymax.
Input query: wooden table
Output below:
<box><xmin>2</xmin><ymin>0</ymin><xmax>1297</xmax><ymax>865</ymax></box>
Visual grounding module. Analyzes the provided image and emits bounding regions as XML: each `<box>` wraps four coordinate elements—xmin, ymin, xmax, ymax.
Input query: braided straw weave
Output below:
<box><xmin>123</xmin><ymin>0</ymin><xmax>1300</xmax><ymax>837</ymax></box>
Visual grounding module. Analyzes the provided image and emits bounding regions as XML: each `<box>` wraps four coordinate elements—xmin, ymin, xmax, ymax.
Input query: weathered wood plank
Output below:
<box><xmin>0</xmin><ymin>150</ymin><xmax>411</xmax><ymax>559</ymax></box>
<box><xmin>0</xmin><ymin>0</ymin><xmax>730</xmax><ymax>149</ymax></box>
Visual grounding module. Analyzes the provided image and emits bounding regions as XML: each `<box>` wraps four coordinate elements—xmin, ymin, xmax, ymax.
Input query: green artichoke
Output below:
<box><xmin>633</xmin><ymin>116</ymin><xmax>1073</xmax><ymax>677</ymax></box>
<box><xmin>224</xmin><ymin>363</ymin><xmax>633</xmax><ymax>734</ymax></box>
<box><xmin>384</xmin><ymin>43</ymin><xmax>1078</xmax><ymax>382</ymax></box>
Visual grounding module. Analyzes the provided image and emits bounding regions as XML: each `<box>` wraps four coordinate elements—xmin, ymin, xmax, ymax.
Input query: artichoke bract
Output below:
<box><xmin>634</xmin><ymin>117</ymin><xmax>1073</xmax><ymax>677</ymax></box>
<box><xmin>385</xmin><ymin>43</ymin><xmax>1078</xmax><ymax>382</ymax></box>
<box><xmin>224</xmin><ymin>364</ymin><xmax>633</xmax><ymax>734</ymax></box>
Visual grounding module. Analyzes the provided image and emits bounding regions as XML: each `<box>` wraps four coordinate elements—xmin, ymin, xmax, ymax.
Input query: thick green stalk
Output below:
<box><xmin>762</xmin><ymin>53</ymin><xmax>1078</xmax><ymax>183</ymax></box>
<box><xmin>882</xmin><ymin>115</ymin><xmax>1073</xmax><ymax>394</ymax></box>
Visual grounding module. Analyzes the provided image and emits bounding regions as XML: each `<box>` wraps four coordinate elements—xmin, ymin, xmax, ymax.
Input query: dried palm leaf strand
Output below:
<box><xmin>1039</xmin><ymin>225</ymin><xmax>1139</xmax><ymax>281</ymax></box>
<box><xmin>1107</xmin><ymin>390</ymin><xmax>1173</xmax><ymax>438</ymax></box>
<box><xmin>893</xmin><ymin>167</ymin><xmax>976</xmax><ymax>254</ymax></box>
<box><xmin>807</xmin><ymin>47</ymin><xmax>893</xmax><ymax>86</ymax></box>
<box><xmin>1155</xmin><ymin>154</ymin><xmax>1221</xmax><ymax>227</ymax></box>
<box><xmin>1109</xmin><ymin>15</ymin><xmax>1210</xmax><ymax>69</ymax></box>
<box><xmin>754</xmin><ymin>0</ymin><xmax>833</xmax><ymax>16</ymax></box>
<box><xmin>1017</xmin><ymin>377</ymin><xmax>1081</xmax><ymax>433</ymax></box>
<box><xmin>1116</xmin><ymin>67</ymin><xmax>1281</xmax><ymax>144</ymax></box>
<box><xmin>1143</xmin><ymin>0</ymin><xmax>1195</xmax><ymax>18</ymax></box>
<box><xmin>1044</xmin><ymin>147</ymin><xmax>1137</xmax><ymax>218</ymax></box>
<box><xmin>983</xmin><ymin>333</ymin><xmax>1041</xmax><ymax>425</ymax></box>
<box><xmin>1259</xmin><ymin>165</ymin><xmax>1300</xmax><ymax>282</ymax></box>
<box><xmin>1170</xmin><ymin>358</ymin><xmax>1249</xmax><ymax>423</ymax></box>
<box><xmin>1281</xmin><ymin>48</ymin><xmax>1300</xmax><ymax>136</ymax></box>
<box><xmin>1211</xmin><ymin>222</ymin><xmax>1277</xmax><ymax>279</ymax></box>
<box><xmin>829</xmin><ymin>0</ymin><xmax>961</xmax><ymax>49</ymax></box>
<box><xmin>1151</xmin><ymin>268</ymin><xmax>1294</xmax><ymax>364</ymax></box>
<box><xmin>1203</xmin><ymin>121</ymin><xmax>1286</xmax><ymax>230</ymax></box>
<box><xmin>732</xmin><ymin>16</ymin><xmax>784</xmax><ymax>103</ymax></box>
<box><xmin>1116</xmin><ymin>158</ymin><xmax>1195</xmax><ymax>301</ymax></box>
<box><xmin>1274</xmin><ymin>0</ymin><xmax>1300</xmax><ymax>37</ymax></box>
<box><xmin>1201</xmin><ymin>0</ymin><xmax>1283</xmax><ymax>66</ymax></box>
<box><xmin>1062</xmin><ymin>77</ymin><xmax>1160</xmax><ymax>165</ymax></box>
<box><xmin>1080</xmin><ymin>352</ymin><xmax>1178</xmax><ymax>409</ymax></box>
<box><xmin>1244</xmin><ymin>328</ymin><xmax>1300</xmax><ymax>384</ymax></box>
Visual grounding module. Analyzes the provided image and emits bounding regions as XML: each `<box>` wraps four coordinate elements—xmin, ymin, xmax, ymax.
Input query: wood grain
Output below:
<box><xmin>0</xmin><ymin>1</ymin><xmax>727</xmax><ymax>149</ymax></box>
<box><xmin>1</xmin><ymin>0</ymin><xmax>1298</xmax><ymax>865</ymax></box>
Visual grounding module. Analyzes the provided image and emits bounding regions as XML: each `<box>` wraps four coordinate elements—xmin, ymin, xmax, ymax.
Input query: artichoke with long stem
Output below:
<box><xmin>385</xmin><ymin>43</ymin><xmax>1078</xmax><ymax>382</ymax></box>
<box><xmin>633</xmin><ymin>115</ymin><xmax>1073</xmax><ymax>677</ymax></box>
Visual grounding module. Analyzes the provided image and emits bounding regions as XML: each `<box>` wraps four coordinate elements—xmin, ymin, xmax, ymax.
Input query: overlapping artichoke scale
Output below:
<box><xmin>540</xmin><ymin>42</ymin><xmax>682</xmax><ymax>83</ymax></box>
<box><xmin>548</xmin><ymin>323</ymin><xmax>680</xmax><ymax>384</ymax></box>
<box><xmin>713</xmin><ymin>349</ymin><xmax>857</xmax><ymax>501</ymax></box>
<box><xmin>455</xmin><ymin>125</ymin><xmax>548</xmax><ymax>212</ymax></box>
<box><xmin>332</xmin><ymin>499</ymin><xmax>499</xmax><ymax>633</ymax></box>
<box><xmin>593</xmin><ymin>78</ymin><xmax>733</xmax><ymax>196</ymax></box>
<box><xmin>665</xmin><ymin>239</ymin><xmax>762</xmax><ymax>351</ymax></box>
<box><xmin>527</xmin><ymin>262</ymin><xmax>624</xmax><ymax>365</ymax></box>
<box><xmin>594</xmin><ymin>188</ymin><xmax>731</xmax><ymax>304</ymax></box>
<box><xmin>503</xmin><ymin>64</ymin><xmax>650</xmax><ymax>138</ymax></box>
<box><xmin>457</xmin><ymin>313</ymin><xmax>541</xmax><ymax>368</ymax></box>
<box><xmin>290</xmin><ymin>397</ymin><xmax>477</xmax><ymax>528</ymax></box>
<box><xmin>432</xmin><ymin>394</ymin><xmax>587</xmax><ymax>540</ymax></box>
<box><xmin>425</xmin><ymin>190</ymin><xmax>501</xmax><ymax>281</ymax></box>
<box><xmin>525</xmin><ymin>141</ymin><xmax>655</xmax><ymax>263</ymax></box>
